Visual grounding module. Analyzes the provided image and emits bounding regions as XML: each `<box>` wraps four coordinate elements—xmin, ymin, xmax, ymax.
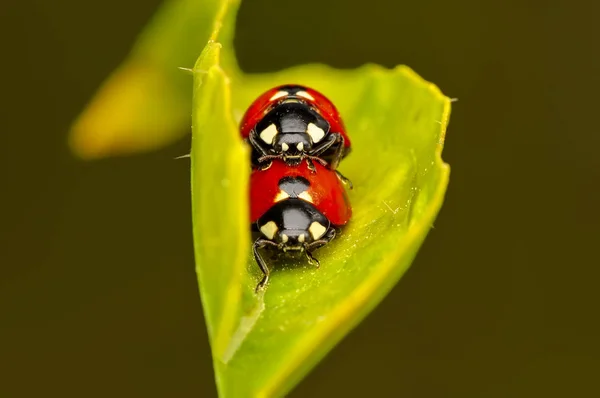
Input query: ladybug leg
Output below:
<box><xmin>321</xmin><ymin>134</ymin><xmax>353</xmax><ymax>188</ymax></box>
<box><xmin>304</xmin><ymin>250</ymin><xmax>321</xmax><ymax>268</ymax></box>
<box><xmin>258</xmin><ymin>154</ymin><xmax>280</xmax><ymax>164</ymax></box>
<box><xmin>309</xmin><ymin>228</ymin><xmax>336</xmax><ymax>250</ymax></box>
<box><xmin>253</xmin><ymin>238</ymin><xmax>278</xmax><ymax>292</ymax></box>
<box><xmin>335</xmin><ymin>170</ymin><xmax>354</xmax><ymax>190</ymax></box>
<box><xmin>304</xmin><ymin>228</ymin><xmax>337</xmax><ymax>267</ymax></box>
<box><xmin>329</xmin><ymin>134</ymin><xmax>346</xmax><ymax>171</ymax></box>
<box><xmin>306</xmin><ymin>155</ymin><xmax>328</xmax><ymax>166</ymax></box>
<box><xmin>248</xmin><ymin>130</ymin><xmax>271</xmax><ymax>157</ymax></box>
<box><xmin>249</xmin><ymin>131</ymin><xmax>278</xmax><ymax>167</ymax></box>
<box><xmin>309</xmin><ymin>133</ymin><xmax>343</xmax><ymax>168</ymax></box>
<box><xmin>258</xmin><ymin>159</ymin><xmax>274</xmax><ymax>171</ymax></box>
<box><xmin>305</xmin><ymin>156</ymin><xmax>328</xmax><ymax>174</ymax></box>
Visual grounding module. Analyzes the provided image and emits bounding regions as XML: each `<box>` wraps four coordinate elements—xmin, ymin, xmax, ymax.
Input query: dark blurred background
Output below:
<box><xmin>2</xmin><ymin>0</ymin><xmax>599</xmax><ymax>396</ymax></box>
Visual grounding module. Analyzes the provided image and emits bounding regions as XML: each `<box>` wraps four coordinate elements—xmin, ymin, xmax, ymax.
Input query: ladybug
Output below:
<box><xmin>250</xmin><ymin>159</ymin><xmax>352</xmax><ymax>291</ymax></box>
<box><xmin>240</xmin><ymin>85</ymin><xmax>352</xmax><ymax>171</ymax></box>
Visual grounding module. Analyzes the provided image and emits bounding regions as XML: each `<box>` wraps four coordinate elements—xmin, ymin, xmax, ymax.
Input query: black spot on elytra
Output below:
<box><xmin>278</xmin><ymin>176</ymin><xmax>310</xmax><ymax>198</ymax></box>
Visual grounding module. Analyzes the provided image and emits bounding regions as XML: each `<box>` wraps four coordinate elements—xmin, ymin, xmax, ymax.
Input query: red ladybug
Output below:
<box><xmin>240</xmin><ymin>85</ymin><xmax>352</xmax><ymax>171</ymax></box>
<box><xmin>250</xmin><ymin>159</ymin><xmax>352</xmax><ymax>290</ymax></box>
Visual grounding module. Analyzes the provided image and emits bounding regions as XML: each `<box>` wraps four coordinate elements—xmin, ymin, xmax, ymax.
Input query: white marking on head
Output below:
<box><xmin>259</xmin><ymin>124</ymin><xmax>278</xmax><ymax>145</ymax></box>
<box><xmin>281</xmin><ymin>234</ymin><xmax>289</xmax><ymax>243</ymax></box>
<box><xmin>259</xmin><ymin>221</ymin><xmax>278</xmax><ymax>240</ymax></box>
<box><xmin>281</xmin><ymin>142</ymin><xmax>289</xmax><ymax>152</ymax></box>
<box><xmin>274</xmin><ymin>190</ymin><xmax>290</xmax><ymax>202</ymax></box>
<box><xmin>298</xmin><ymin>191</ymin><xmax>313</xmax><ymax>203</ymax></box>
<box><xmin>298</xmin><ymin>234</ymin><xmax>305</xmax><ymax>243</ymax></box>
<box><xmin>296</xmin><ymin>142</ymin><xmax>304</xmax><ymax>151</ymax></box>
<box><xmin>306</xmin><ymin>123</ymin><xmax>325</xmax><ymax>143</ymax></box>
<box><xmin>309</xmin><ymin>222</ymin><xmax>327</xmax><ymax>240</ymax></box>
<box><xmin>269</xmin><ymin>90</ymin><xmax>288</xmax><ymax>101</ymax></box>
<box><xmin>296</xmin><ymin>91</ymin><xmax>315</xmax><ymax>101</ymax></box>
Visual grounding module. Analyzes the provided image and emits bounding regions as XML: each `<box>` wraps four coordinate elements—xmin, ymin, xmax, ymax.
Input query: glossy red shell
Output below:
<box><xmin>250</xmin><ymin>160</ymin><xmax>352</xmax><ymax>226</ymax></box>
<box><xmin>239</xmin><ymin>85</ymin><xmax>351</xmax><ymax>147</ymax></box>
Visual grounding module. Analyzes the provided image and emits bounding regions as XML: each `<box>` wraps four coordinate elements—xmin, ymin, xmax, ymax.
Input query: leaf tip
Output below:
<box><xmin>69</xmin><ymin>60</ymin><xmax>190</xmax><ymax>159</ymax></box>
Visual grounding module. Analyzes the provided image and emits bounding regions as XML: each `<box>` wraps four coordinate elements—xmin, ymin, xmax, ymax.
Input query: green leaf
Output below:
<box><xmin>191</xmin><ymin>2</ymin><xmax>451</xmax><ymax>397</ymax></box>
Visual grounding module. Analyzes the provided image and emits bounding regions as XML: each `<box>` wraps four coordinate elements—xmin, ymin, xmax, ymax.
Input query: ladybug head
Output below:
<box><xmin>272</xmin><ymin>132</ymin><xmax>311</xmax><ymax>166</ymax></box>
<box><xmin>254</xmin><ymin>101</ymin><xmax>330</xmax><ymax>165</ymax></box>
<box><xmin>257</xmin><ymin>199</ymin><xmax>330</xmax><ymax>250</ymax></box>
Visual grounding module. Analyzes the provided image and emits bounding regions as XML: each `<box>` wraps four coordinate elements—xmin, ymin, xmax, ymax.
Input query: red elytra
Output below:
<box><xmin>239</xmin><ymin>84</ymin><xmax>351</xmax><ymax>148</ymax></box>
<box><xmin>250</xmin><ymin>159</ymin><xmax>352</xmax><ymax>226</ymax></box>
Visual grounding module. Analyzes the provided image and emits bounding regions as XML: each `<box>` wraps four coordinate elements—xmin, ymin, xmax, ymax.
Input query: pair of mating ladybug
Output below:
<box><xmin>242</xmin><ymin>85</ymin><xmax>353</xmax><ymax>291</ymax></box>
